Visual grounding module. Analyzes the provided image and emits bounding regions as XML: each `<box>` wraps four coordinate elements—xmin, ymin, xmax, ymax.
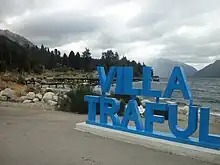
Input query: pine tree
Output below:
<box><xmin>68</xmin><ymin>51</ymin><xmax>75</xmax><ymax>68</ymax></box>
<box><xmin>75</xmin><ymin>52</ymin><xmax>81</xmax><ymax>70</ymax></box>
<box><xmin>82</xmin><ymin>48</ymin><xmax>92</xmax><ymax>71</ymax></box>
<box><xmin>62</xmin><ymin>53</ymin><xmax>68</xmax><ymax>67</ymax></box>
<box><xmin>48</xmin><ymin>51</ymin><xmax>56</xmax><ymax>69</ymax></box>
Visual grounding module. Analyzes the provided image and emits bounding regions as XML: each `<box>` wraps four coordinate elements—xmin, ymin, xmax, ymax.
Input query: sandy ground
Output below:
<box><xmin>0</xmin><ymin>103</ymin><xmax>219</xmax><ymax>165</ymax></box>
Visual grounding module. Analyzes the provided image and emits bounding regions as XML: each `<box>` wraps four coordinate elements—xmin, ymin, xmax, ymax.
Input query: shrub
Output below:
<box><xmin>59</xmin><ymin>85</ymin><xmax>94</xmax><ymax>114</ymax></box>
<box><xmin>17</xmin><ymin>75</ymin><xmax>26</xmax><ymax>85</ymax></box>
<box><xmin>59</xmin><ymin>87</ymin><xmax>142</xmax><ymax>116</ymax></box>
<box><xmin>118</xmin><ymin>99</ymin><xmax>126</xmax><ymax>116</ymax></box>
<box><xmin>33</xmin><ymin>65</ymin><xmax>43</xmax><ymax>75</ymax></box>
<box><xmin>0</xmin><ymin>61</ymin><xmax>7</xmax><ymax>72</ymax></box>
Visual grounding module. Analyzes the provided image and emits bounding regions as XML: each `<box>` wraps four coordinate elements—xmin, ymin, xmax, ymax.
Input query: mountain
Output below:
<box><xmin>0</xmin><ymin>35</ymin><xmax>30</xmax><ymax>71</ymax></box>
<box><xmin>194</xmin><ymin>60</ymin><xmax>220</xmax><ymax>77</ymax></box>
<box><xmin>145</xmin><ymin>58</ymin><xmax>197</xmax><ymax>78</ymax></box>
<box><xmin>0</xmin><ymin>29</ymin><xmax>34</xmax><ymax>47</ymax></box>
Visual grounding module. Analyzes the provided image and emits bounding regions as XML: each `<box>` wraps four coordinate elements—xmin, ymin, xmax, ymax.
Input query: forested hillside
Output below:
<box><xmin>0</xmin><ymin>35</ymin><xmax>143</xmax><ymax>76</ymax></box>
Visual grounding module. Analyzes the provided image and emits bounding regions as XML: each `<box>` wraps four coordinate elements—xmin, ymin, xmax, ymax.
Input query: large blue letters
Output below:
<box><xmin>145</xmin><ymin>103</ymin><xmax>168</xmax><ymax>133</ymax></box>
<box><xmin>97</xmin><ymin>66</ymin><xmax>124</xmax><ymax>95</ymax></box>
<box><xmin>199</xmin><ymin>108</ymin><xmax>220</xmax><ymax>145</ymax></box>
<box><xmin>85</xmin><ymin>95</ymin><xmax>100</xmax><ymax>122</ymax></box>
<box><xmin>84</xmin><ymin>66</ymin><xmax>220</xmax><ymax>150</ymax></box>
<box><xmin>168</xmin><ymin>104</ymin><xmax>198</xmax><ymax>139</ymax></box>
<box><xmin>142</xmin><ymin>66</ymin><xmax>161</xmax><ymax>97</ymax></box>
<box><xmin>100</xmin><ymin>97</ymin><xmax>120</xmax><ymax>126</ymax></box>
<box><xmin>122</xmin><ymin>67</ymin><xmax>142</xmax><ymax>96</ymax></box>
<box><xmin>121</xmin><ymin>99</ymin><xmax>143</xmax><ymax>130</ymax></box>
<box><xmin>163</xmin><ymin>66</ymin><xmax>192</xmax><ymax>100</ymax></box>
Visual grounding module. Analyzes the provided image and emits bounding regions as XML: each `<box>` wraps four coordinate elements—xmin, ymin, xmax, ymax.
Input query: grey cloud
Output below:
<box><xmin>11</xmin><ymin>11</ymin><xmax>104</xmax><ymax>47</ymax></box>
<box><xmin>91</xmin><ymin>32</ymin><xmax>120</xmax><ymax>50</ymax></box>
<box><xmin>120</xmin><ymin>0</ymin><xmax>220</xmax><ymax>65</ymax></box>
<box><xmin>3</xmin><ymin>0</ymin><xmax>130</xmax><ymax>47</ymax></box>
<box><xmin>127</xmin><ymin>0</ymin><xmax>220</xmax><ymax>41</ymax></box>
<box><xmin>0</xmin><ymin>0</ymin><xmax>38</xmax><ymax>21</ymax></box>
<box><xmin>92</xmin><ymin>26</ymin><xmax>164</xmax><ymax>51</ymax></box>
<box><xmin>130</xmin><ymin>0</ymin><xmax>220</xmax><ymax>26</ymax></box>
<box><xmin>0</xmin><ymin>0</ymin><xmax>129</xmax><ymax>22</ymax></box>
<box><xmin>156</xmin><ymin>34</ymin><xmax>220</xmax><ymax>63</ymax></box>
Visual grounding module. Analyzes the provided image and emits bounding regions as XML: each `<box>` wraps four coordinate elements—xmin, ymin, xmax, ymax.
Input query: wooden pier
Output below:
<box><xmin>25</xmin><ymin>76</ymin><xmax>159</xmax><ymax>88</ymax></box>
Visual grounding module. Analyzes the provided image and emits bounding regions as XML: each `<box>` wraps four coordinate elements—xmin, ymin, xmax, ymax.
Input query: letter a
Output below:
<box><xmin>163</xmin><ymin>66</ymin><xmax>192</xmax><ymax>100</ymax></box>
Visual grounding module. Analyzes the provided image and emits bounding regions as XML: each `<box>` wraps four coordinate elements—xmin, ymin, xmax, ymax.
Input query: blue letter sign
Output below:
<box><xmin>84</xmin><ymin>66</ymin><xmax>220</xmax><ymax>150</ymax></box>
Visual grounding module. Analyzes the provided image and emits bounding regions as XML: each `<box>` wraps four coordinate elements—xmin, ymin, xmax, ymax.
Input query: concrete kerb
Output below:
<box><xmin>75</xmin><ymin>122</ymin><xmax>220</xmax><ymax>164</ymax></box>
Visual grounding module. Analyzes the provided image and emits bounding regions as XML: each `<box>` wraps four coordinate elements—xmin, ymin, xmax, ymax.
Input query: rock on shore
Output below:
<box><xmin>43</xmin><ymin>92</ymin><xmax>55</xmax><ymax>102</ymax></box>
<box><xmin>0</xmin><ymin>87</ymin><xmax>59</xmax><ymax>107</ymax></box>
<box><xmin>0</xmin><ymin>88</ymin><xmax>16</xmax><ymax>101</ymax></box>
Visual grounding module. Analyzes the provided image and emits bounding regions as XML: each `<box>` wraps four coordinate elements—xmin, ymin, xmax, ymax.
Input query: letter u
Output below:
<box><xmin>168</xmin><ymin>104</ymin><xmax>198</xmax><ymax>139</ymax></box>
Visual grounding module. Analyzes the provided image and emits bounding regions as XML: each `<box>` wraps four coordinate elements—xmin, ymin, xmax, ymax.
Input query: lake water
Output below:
<box><xmin>134</xmin><ymin>78</ymin><xmax>220</xmax><ymax>113</ymax></box>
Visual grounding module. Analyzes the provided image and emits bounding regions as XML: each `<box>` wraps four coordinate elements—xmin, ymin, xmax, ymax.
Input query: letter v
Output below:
<box><xmin>97</xmin><ymin>66</ymin><xmax>123</xmax><ymax>95</ymax></box>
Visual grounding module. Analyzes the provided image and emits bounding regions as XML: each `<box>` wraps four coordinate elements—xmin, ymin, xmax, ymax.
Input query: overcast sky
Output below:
<box><xmin>0</xmin><ymin>0</ymin><xmax>220</xmax><ymax>69</ymax></box>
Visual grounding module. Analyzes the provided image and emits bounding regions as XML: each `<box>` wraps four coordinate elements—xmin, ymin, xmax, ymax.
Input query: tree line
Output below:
<box><xmin>0</xmin><ymin>35</ymin><xmax>144</xmax><ymax>76</ymax></box>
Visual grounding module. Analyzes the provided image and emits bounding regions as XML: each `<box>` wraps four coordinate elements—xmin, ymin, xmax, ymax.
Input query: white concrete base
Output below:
<box><xmin>75</xmin><ymin>122</ymin><xmax>220</xmax><ymax>164</ymax></box>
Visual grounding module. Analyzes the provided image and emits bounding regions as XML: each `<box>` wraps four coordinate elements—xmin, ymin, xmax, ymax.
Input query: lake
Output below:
<box><xmin>134</xmin><ymin>78</ymin><xmax>220</xmax><ymax>113</ymax></box>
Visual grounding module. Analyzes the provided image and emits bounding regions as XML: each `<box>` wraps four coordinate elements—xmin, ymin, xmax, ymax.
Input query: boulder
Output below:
<box><xmin>41</xmin><ymin>79</ymin><xmax>47</xmax><ymax>84</ymax></box>
<box><xmin>33</xmin><ymin>98</ymin><xmax>39</xmax><ymax>102</ymax></box>
<box><xmin>35</xmin><ymin>82</ymin><xmax>41</xmax><ymax>88</ymax></box>
<box><xmin>166</xmin><ymin>101</ymin><xmax>177</xmax><ymax>104</ymax></box>
<box><xmin>23</xmin><ymin>100</ymin><xmax>32</xmax><ymax>104</ymax></box>
<box><xmin>12</xmin><ymin>97</ymin><xmax>23</xmax><ymax>103</ymax></box>
<box><xmin>20</xmin><ymin>96</ymin><xmax>27</xmax><ymax>102</ymax></box>
<box><xmin>109</xmin><ymin>87</ymin><xmax>115</xmax><ymax>95</ymax></box>
<box><xmin>0</xmin><ymin>88</ymin><xmax>16</xmax><ymax>99</ymax></box>
<box><xmin>43</xmin><ymin>92</ymin><xmax>55</xmax><ymax>102</ymax></box>
<box><xmin>1</xmin><ymin>73</ymin><xmax>16</xmax><ymax>82</ymax></box>
<box><xmin>141</xmin><ymin>99</ymin><xmax>152</xmax><ymax>107</ymax></box>
<box><xmin>47</xmin><ymin>100</ymin><xmax>57</xmax><ymax>106</ymax></box>
<box><xmin>178</xmin><ymin>105</ymin><xmax>189</xmax><ymax>115</ymax></box>
<box><xmin>0</xmin><ymin>95</ymin><xmax>7</xmax><ymax>101</ymax></box>
<box><xmin>138</xmin><ymin>105</ymin><xmax>145</xmax><ymax>114</ymax></box>
<box><xmin>36</xmin><ymin>93</ymin><xmax>43</xmax><ymax>100</ymax></box>
<box><xmin>26</xmin><ymin>92</ymin><xmax>35</xmax><ymax>100</ymax></box>
<box><xmin>27</xmin><ymin>84</ymin><xmax>35</xmax><ymax>91</ymax></box>
<box><xmin>136</xmin><ymin>96</ymin><xmax>143</xmax><ymax>100</ymax></box>
<box><xmin>92</xmin><ymin>86</ymin><xmax>102</xmax><ymax>95</ymax></box>
<box><xmin>42</xmin><ymin>88</ymin><xmax>53</xmax><ymax>94</ymax></box>
<box><xmin>52</xmin><ymin>95</ymin><xmax>59</xmax><ymax>102</ymax></box>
